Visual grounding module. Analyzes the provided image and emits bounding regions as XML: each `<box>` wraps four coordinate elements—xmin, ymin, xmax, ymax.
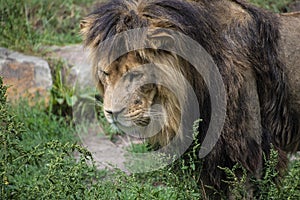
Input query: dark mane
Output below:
<box><xmin>82</xmin><ymin>0</ymin><xmax>222</xmax><ymax>51</ymax></box>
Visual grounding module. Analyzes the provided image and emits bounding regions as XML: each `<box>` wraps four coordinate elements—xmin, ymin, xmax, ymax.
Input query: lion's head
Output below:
<box><xmin>97</xmin><ymin>50</ymin><xmax>183</xmax><ymax>147</ymax></box>
<box><xmin>86</xmin><ymin>46</ymin><xmax>194</xmax><ymax>147</ymax></box>
<box><xmin>80</xmin><ymin>0</ymin><xmax>211</xmax><ymax>147</ymax></box>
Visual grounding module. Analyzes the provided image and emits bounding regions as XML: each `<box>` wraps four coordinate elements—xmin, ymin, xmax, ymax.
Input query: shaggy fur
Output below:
<box><xmin>81</xmin><ymin>0</ymin><xmax>300</xmax><ymax>198</ymax></box>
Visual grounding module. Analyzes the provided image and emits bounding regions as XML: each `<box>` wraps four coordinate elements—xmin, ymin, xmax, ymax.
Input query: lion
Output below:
<box><xmin>81</xmin><ymin>0</ymin><xmax>300</xmax><ymax>198</ymax></box>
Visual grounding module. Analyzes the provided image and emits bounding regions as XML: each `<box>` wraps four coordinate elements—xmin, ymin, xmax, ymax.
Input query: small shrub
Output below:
<box><xmin>254</xmin><ymin>148</ymin><xmax>280</xmax><ymax>199</ymax></box>
<box><xmin>0</xmin><ymin>77</ymin><xmax>25</xmax><ymax>198</ymax></box>
<box><xmin>220</xmin><ymin>148</ymin><xmax>300</xmax><ymax>200</ymax></box>
<box><xmin>0</xmin><ymin>77</ymin><xmax>103</xmax><ymax>199</ymax></box>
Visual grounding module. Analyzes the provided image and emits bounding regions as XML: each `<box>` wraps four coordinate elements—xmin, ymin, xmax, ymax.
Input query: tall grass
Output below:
<box><xmin>0</xmin><ymin>0</ymin><xmax>94</xmax><ymax>53</ymax></box>
<box><xmin>250</xmin><ymin>0</ymin><xmax>295</xmax><ymax>12</ymax></box>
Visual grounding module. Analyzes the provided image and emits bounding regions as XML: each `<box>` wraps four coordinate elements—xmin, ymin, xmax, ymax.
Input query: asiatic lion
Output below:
<box><xmin>81</xmin><ymin>0</ymin><xmax>300</xmax><ymax>198</ymax></box>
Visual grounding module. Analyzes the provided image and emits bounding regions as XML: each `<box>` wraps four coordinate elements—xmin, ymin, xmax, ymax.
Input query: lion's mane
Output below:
<box><xmin>81</xmin><ymin>0</ymin><xmax>300</xmax><ymax>197</ymax></box>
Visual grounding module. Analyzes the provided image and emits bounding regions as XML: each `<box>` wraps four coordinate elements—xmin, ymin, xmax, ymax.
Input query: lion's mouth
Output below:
<box><xmin>104</xmin><ymin>104</ymin><xmax>165</xmax><ymax>138</ymax></box>
<box><xmin>106</xmin><ymin>112</ymin><xmax>151</xmax><ymax>128</ymax></box>
<box><xmin>111</xmin><ymin>117</ymin><xmax>151</xmax><ymax>130</ymax></box>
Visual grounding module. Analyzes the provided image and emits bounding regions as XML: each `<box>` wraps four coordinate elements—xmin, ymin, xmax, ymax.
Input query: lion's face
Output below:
<box><xmin>99</xmin><ymin>52</ymin><xmax>163</xmax><ymax>135</ymax></box>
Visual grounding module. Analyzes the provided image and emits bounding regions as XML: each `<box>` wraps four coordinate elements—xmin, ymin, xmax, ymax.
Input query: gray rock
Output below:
<box><xmin>46</xmin><ymin>44</ymin><xmax>94</xmax><ymax>89</ymax></box>
<box><xmin>0</xmin><ymin>48</ymin><xmax>52</xmax><ymax>103</ymax></box>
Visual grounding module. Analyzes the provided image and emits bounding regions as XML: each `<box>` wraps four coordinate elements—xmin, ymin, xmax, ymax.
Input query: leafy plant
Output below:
<box><xmin>278</xmin><ymin>160</ymin><xmax>300</xmax><ymax>199</ymax></box>
<box><xmin>219</xmin><ymin>147</ymin><xmax>300</xmax><ymax>200</ymax></box>
<box><xmin>47</xmin><ymin>59</ymin><xmax>96</xmax><ymax>119</ymax></box>
<box><xmin>219</xmin><ymin>164</ymin><xmax>249</xmax><ymax>199</ymax></box>
<box><xmin>48</xmin><ymin>59</ymin><xmax>77</xmax><ymax>117</ymax></box>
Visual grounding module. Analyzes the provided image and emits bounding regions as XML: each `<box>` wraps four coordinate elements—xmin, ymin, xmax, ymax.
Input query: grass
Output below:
<box><xmin>0</xmin><ymin>77</ymin><xmax>201</xmax><ymax>199</ymax></box>
<box><xmin>1</xmin><ymin>0</ymin><xmax>299</xmax><ymax>199</ymax></box>
<box><xmin>1</xmin><ymin>78</ymin><xmax>299</xmax><ymax>199</ymax></box>
<box><xmin>0</xmin><ymin>77</ymin><xmax>99</xmax><ymax>199</ymax></box>
<box><xmin>250</xmin><ymin>0</ymin><xmax>295</xmax><ymax>12</ymax></box>
<box><xmin>0</xmin><ymin>0</ymin><xmax>94</xmax><ymax>53</ymax></box>
<box><xmin>1</xmin><ymin>98</ymin><xmax>299</xmax><ymax>199</ymax></box>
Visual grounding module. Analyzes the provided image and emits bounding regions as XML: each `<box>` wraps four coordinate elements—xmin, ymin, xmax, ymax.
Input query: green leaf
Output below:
<box><xmin>56</xmin><ymin>98</ymin><xmax>64</xmax><ymax>105</ymax></box>
<box><xmin>66</xmin><ymin>95</ymin><xmax>77</xmax><ymax>107</ymax></box>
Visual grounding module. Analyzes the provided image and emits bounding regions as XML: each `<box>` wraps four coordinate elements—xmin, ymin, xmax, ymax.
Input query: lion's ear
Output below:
<box><xmin>80</xmin><ymin>20</ymin><xmax>87</xmax><ymax>30</ymax></box>
<box><xmin>148</xmin><ymin>30</ymin><xmax>175</xmax><ymax>50</ymax></box>
<box><xmin>80</xmin><ymin>19</ymin><xmax>89</xmax><ymax>36</ymax></box>
<box><xmin>80</xmin><ymin>16</ymin><xmax>96</xmax><ymax>38</ymax></box>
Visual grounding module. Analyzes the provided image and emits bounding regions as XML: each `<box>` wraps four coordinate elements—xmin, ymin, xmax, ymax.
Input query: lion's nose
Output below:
<box><xmin>105</xmin><ymin>110</ymin><xmax>113</xmax><ymax>115</ymax></box>
<box><xmin>105</xmin><ymin>108</ymin><xmax>125</xmax><ymax>121</ymax></box>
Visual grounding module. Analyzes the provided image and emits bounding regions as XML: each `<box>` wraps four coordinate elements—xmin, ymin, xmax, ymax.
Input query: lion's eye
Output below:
<box><xmin>100</xmin><ymin>70</ymin><xmax>110</xmax><ymax>76</ymax></box>
<box><xmin>134</xmin><ymin>98</ymin><xmax>142</xmax><ymax>105</ymax></box>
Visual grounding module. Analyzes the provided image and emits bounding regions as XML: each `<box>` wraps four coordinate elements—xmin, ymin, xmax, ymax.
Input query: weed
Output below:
<box><xmin>220</xmin><ymin>148</ymin><xmax>300</xmax><ymax>200</ymax></box>
<box><xmin>254</xmin><ymin>148</ymin><xmax>280</xmax><ymax>199</ymax></box>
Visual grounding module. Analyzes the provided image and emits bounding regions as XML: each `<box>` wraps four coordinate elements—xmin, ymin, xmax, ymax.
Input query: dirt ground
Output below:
<box><xmin>77</xmin><ymin>123</ymin><xmax>144</xmax><ymax>172</ymax></box>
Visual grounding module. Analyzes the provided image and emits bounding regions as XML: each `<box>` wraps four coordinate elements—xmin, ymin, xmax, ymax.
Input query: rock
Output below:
<box><xmin>46</xmin><ymin>44</ymin><xmax>94</xmax><ymax>89</ymax></box>
<box><xmin>0</xmin><ymin>48</ymin><xmax>52</xmax><ymax>103</ymax></box>
<box><xmin>80</xmin><ymin>130</ymin><xmax>127</xmax><ymax>171</ymax></box>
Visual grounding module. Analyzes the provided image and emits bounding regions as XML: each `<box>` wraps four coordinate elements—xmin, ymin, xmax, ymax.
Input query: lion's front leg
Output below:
<box><xmin>203</xmin><ymin>68</ymin><xmax>264</xmax><ymax>199</ymax></box>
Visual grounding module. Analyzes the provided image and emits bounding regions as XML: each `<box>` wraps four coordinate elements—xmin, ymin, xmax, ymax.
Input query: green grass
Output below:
<box><xmin>127</xmin><ymin>143</ymin><xmax>150</xmax><ymax>153</ymax></box>
<box><xmin>249</xmin><ymin>0</ymin><xmax>295</xmax><ymax>12</ymax></box>
<box><xmin>0</xmin><ymin>0</ymin><xmax>94</xmax><ymax>53</ymax></box>
<box><xmin>0</xmin><ymin>77</ymin><xmax>98</xmax><ymax>199</ymax></box>
<box><xmin>0</xmin><ymin>77</ymin><xmax>201</xmax><ymax>199</ymax></box>
<box><xmin>1</xmin><ymin>80</ymin><xmax>298</xmax><ymax>199</ymax></box>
